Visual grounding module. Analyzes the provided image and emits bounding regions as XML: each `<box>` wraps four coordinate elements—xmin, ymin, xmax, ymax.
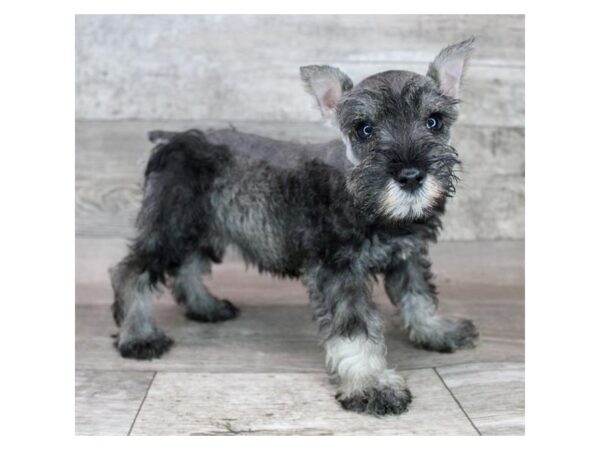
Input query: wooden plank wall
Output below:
<box><xmin>75</xmin><ymin>15</ymin><xmax>524</xmax><ymax>240</ymax></box>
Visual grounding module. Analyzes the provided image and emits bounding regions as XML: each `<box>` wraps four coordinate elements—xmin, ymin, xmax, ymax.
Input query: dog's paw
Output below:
<box><xmin>115</xmin><ymin>332</ymin><xmax>174</xmax><ymax>360</ymax></box>
<box><xmin>185</xmin><ymin>299</ymin><xmax>240</xmax><ymax>323</ymax></box>
<box><xmin>336</xmin><ymin>387</ymin><xmax>412</xmax><ymax>416</ymax></box>
<box><xmin>415</xmin><ymin>318</ymin><xmax>479</xmax><ymax>353</ymax></box>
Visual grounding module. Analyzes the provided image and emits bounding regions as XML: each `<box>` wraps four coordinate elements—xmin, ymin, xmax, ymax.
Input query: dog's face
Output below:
<box><xmin>301</xmin><ymin>39</ymin><xmax>474</xmax><ymax>222</ymax></box>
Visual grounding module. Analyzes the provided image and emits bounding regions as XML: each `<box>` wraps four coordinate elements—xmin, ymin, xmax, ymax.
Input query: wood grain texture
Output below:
<box><xmin>75</xmin><ymin>121</ymin><xmax>524</xmax><ymax>240</ymax></box>
<box><xmin>76</xmin><ymin>60</ymin><xmax>523</xmax><ymax>128</ymax></box>
<box><xmin>75</xmin><ymin>370</ymin><xmax>154</xmax><ymax>435</ymax></box>
<box><xmin>76</xmin><ymin>239</ymin><xmax>523</xmax><ymax>373</ymax></box>
<box><xmin>76</xmin><ymin>15</ymin><xmax>524</xmax><ymax>65</ymax></box>
<box><xmin>76</xmin><ymin>15</ymin><xmax>524</xmax><ymax>126</ymax></box>
<box><xmin>75</xmin><ymin>15</ymin><xmax>524</xmax><ymax>242</ymax></box>
<box><xmin>129</xmin><ymin>370</ymin><xmax>477</xmax><ymax>435</ymax></box>
<box><xmin>75</xmin><ymin>239</ymin><xmax>524</xmax><ymax>435</ymax></box>
<box><xmin>76</xmin><ymin>243</ymin><xmax>524</xmax><ymax>373</ymax></box>
<box><xmin>436</xmin><ymin>362</ymin><xmax>525</xmax><ymax>435</ymax></box>
<box><xmin>76</xmin><ymin>298</ymin><xmax>523</xmax><ymax>374</ymax></box>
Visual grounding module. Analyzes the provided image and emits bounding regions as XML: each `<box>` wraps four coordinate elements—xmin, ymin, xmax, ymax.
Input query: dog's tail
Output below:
<box><xmin>148</xmin><ymin>130</ymin><xmax>177</xmax><ymax>145</ymax></box>
<box><xmin>147</xmin><ymin>129</ymin><xmax>206</xmax><ymax>145</ymax></box>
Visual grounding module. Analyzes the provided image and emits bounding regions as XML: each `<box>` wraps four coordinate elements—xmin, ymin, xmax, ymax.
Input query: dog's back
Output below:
<box><xmin>150</xmin><ymin>128</ymin><xmax>350</xmax><ymax>171</ymax></box>
<box><xmin>140</xmin><ymin>129</ymin><xmax>362</xmax><ymax>279</ymax></box>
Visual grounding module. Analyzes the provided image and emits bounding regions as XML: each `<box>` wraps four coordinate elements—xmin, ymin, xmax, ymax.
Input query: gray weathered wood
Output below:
<box><xmin>129</xmin><ymin>370</ymin><xmax>478</xmax><ymax>435</ymax></box>
<box><xmin>75</xmin><ymin>121</ymin><xmax>524</xmax><ymax>240</ymax></box>
<box><xmin>75</xmin><ymin>370</ymin><xmax>154</xmax><ymax>435</ymax></box>
<box><xmin>76</xmin><ymin>264</ymin><xmax>524</xmax><ymax>373</ymax></box>
<box><xmin>76</xmin><ymin>15</ymin><xmax>524</xmax><ymax>127</ymax></box>
<box><xmin>436</xmin><ymin>362</ymin><xmax>525</xmax><ymax>435</ymax></box>
<box><xmin>75</xmin><ymin>239</ymin><xmax>524</xmax><ymax>435</ymax></box>
<box><xmin>76</xmin><ymin>15</ymin><xmax>524</xmax><ymax>66</ymax></box>
<box><xmin>75</xmin><ymin>303</ymin><xmax>523</xmax><ymax>373</ymax></box>
<box><xmin>76</xmin><ymin>238</ymin><xmax>524</xmax><ymax>375</ymax></box>
<box><xmin>76</xmin><ymin>61</ymin><xmax>523</xmax><ymax>128</ymax></box>
<box><xmin>75</xmin><ymin>14</ymin><xmax>524</xmax><ymax>244</ymax></box>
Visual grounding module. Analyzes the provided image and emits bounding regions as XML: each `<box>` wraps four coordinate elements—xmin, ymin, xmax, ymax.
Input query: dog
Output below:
<box><xmin>110</xmin><ymin>38</ymin><xmax>479</xmax><ymax>416</ymax></box>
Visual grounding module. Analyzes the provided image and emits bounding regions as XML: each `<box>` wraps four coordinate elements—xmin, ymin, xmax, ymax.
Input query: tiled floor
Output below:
<box><xmin>75</xmin><ymin>238</ymin><xmax>524</xmax><ymax>435</ymax></box>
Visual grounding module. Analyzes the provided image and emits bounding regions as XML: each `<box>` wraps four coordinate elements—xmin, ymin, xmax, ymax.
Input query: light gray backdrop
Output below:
<box><xmin>75</xmin><ymin>14</ymin><xmax>524</xmax><ymax>241</ymax></box>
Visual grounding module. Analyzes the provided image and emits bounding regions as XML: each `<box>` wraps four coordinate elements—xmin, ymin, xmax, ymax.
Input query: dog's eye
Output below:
<box><xmin>355</xmin><ymin>123</ymin><xmax>374</xmax><ymax>141</ymax></box>
<box><xmin>426</xmin><ymin>115</ymin><xmax>443</xmax><ymax>130</ymax></box>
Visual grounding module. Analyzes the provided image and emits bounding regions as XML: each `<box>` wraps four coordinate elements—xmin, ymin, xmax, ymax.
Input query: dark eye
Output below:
<box><xmin>355</xmin><ymin>123</ymin><xmax>374</xmax><ymax>141</ymax></box>
<box><xmin>426</xmin><ymin>115</ymin><xmax>443</xmax><ymax>130</ymax></box>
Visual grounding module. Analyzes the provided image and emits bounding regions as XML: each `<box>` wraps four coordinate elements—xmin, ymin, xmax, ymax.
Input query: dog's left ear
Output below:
<box><xmin>427</xmin><ymin>37</ymin><xmax>475</xmax><ymax>99</ymax></box>
<box><xmin>300</xmin><ymin>65</ymin><xmax>353</xmax><ymax>125</ymax></box>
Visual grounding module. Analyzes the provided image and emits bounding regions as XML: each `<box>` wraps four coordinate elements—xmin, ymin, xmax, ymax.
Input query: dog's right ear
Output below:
<box><xmin>427</xmin><ymin>37</ymin><xmax>475</xmax><ymax>99</ymax></box>
<box><xmin>300</xmin><ymin>65</ymin><xmax>353</xmax><ymax>126</ymax></box>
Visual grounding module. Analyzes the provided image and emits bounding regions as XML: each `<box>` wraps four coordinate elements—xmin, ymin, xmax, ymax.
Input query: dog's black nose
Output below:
<box><xmin>397</xmin><ymin>168</ymin><xmax>425</xmax><ymax>191</ymax></box>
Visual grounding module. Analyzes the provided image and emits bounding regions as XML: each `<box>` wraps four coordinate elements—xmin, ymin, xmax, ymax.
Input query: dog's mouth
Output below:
<box><xmin>378</xmin><ymin>175</ymin><xmax>444</xmax><ymax>220</ymax></box>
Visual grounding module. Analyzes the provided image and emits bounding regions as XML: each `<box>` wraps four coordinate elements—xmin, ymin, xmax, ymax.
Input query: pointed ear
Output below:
<box><xmin>427</xmin><ymin>37</ymin><xmax>475</xmax><ymax>99</ymax></box>
<box><xmin>300</xmin><ymin>65</ymin><xmax>353</xmax><ymax>125</ymax></box>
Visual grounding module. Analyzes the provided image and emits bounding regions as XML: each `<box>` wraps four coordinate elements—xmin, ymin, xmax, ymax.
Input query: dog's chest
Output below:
<box><xmin>355</xmin><ymin>234</ymin><xmax>422</xmax><ymax>272</ymax></box>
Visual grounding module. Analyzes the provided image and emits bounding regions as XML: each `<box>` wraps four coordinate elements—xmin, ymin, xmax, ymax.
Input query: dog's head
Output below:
<box><xmin>301</xmin><ymin>38</ymin><xmax>474</xmax><ymax>222</ymax></box>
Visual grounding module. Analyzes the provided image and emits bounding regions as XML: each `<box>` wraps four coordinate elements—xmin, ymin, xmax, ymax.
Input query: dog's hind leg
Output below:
<box><xmin>384</xmin><ymin>248</ymin><xmax>479</xmax><ymax>353</ymax></box>
<box><xmin>303</xmin><ymin>265</ymin><xmax>412</xmax><ymax>416</ymax></box>
<box><xmin>110</xmin><ymin>255</ymin><xmax>173</xmax><ymax>360</ymax></box>
<box><xmin>171</xmin><ymin>253</ymin><xmax>239</xmax><ymax>322</ymax></box>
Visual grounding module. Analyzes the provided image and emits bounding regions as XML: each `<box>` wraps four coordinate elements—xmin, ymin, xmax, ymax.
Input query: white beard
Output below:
<box><xmin>379</xmin><ymin>176</ymin><xmax>443</xmax><ymax>220</ymax></box>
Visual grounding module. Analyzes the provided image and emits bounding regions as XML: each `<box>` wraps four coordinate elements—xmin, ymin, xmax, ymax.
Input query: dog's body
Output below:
<box><xmin>110</xmin><ymin>39</ymin><xmax>479</xmax><ymax>415</ymax></box>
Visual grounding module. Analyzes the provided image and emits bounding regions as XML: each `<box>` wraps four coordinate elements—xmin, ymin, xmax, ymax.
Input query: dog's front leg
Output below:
<box><xmin>384</xmin><ymin>247</ymin><xmax>479</xmax><ymax>352</ymax></box>
<box><xmin>303</xmin><ymin>266</ymin><xmax>412</xmax><ymax>415</ymax></box>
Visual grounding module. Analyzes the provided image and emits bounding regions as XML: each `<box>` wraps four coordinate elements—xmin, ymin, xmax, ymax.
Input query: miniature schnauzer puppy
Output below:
<box><xmin>110</xmin><ymin>38</ymin><xmax>479</xmax><ymax>416</ymax></box>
